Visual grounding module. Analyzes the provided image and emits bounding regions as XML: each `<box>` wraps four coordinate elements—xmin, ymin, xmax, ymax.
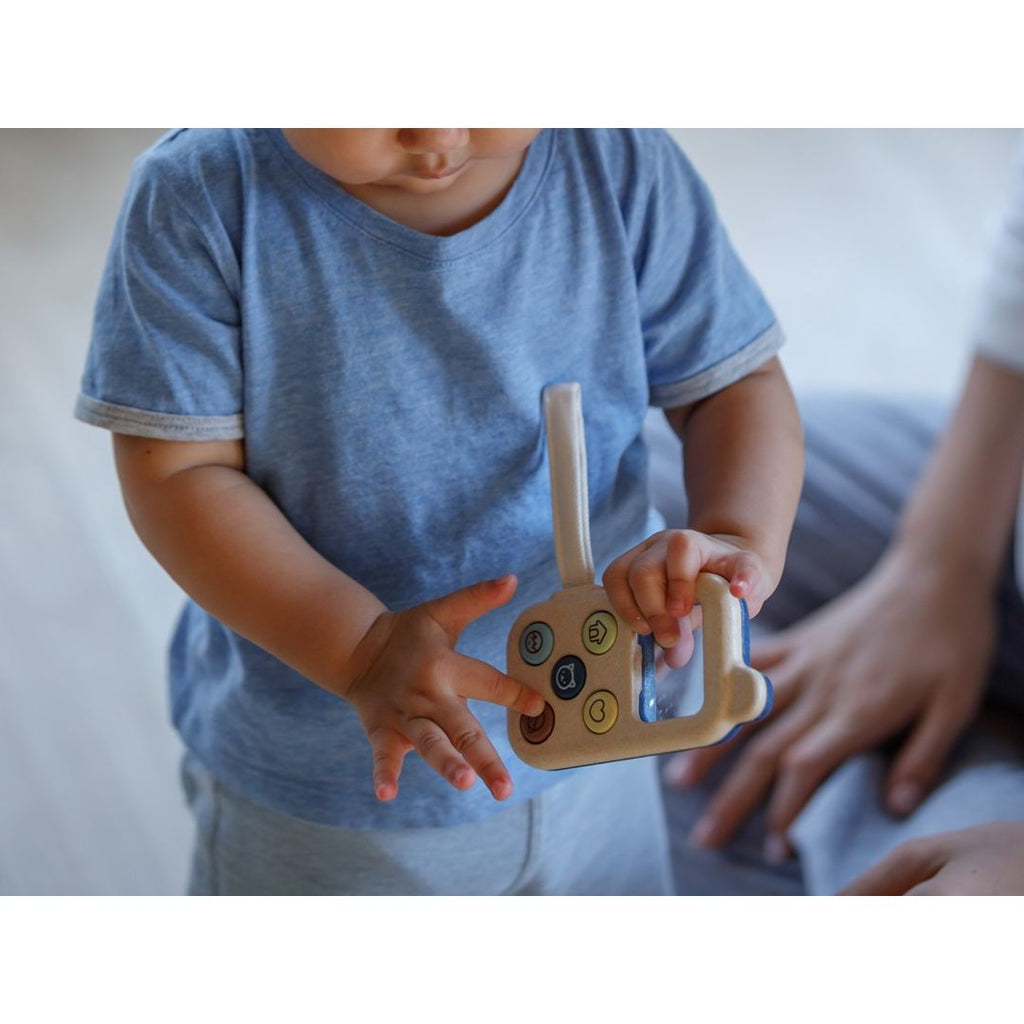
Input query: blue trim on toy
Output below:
<box><xmin>740</xmin><ymin>597</ymin><xmax>773</xmax><ymax>723</ymax></box>
<box><xmin>638</xmin><ymin>633</ymin><xmax>657</xmax><ymax>722</ymax></box>
<box><xmin>711</xmin><ymin>724</ymin><xmax>743</xmax><ymax>747</ymax></box>
<box><xmin>757</xmin><ymin>674</ymin><xmax>774</xmax><ymax>721</ymax></box>
<box><xmin>740</xmin><ymin>597</ymin><xmax>751</xmax><ymax>663</ymax></box>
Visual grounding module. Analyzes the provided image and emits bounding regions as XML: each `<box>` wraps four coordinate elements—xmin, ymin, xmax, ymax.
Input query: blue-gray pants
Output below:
<box><xmin>647</xmin><ymin>394</ymin><xmax>1024</xmax><ymax>895</ymax></box>
<box><xmin>182</xmin><ymin>751</ymin><xmax>672</xmax><ymax>895</ymax></box>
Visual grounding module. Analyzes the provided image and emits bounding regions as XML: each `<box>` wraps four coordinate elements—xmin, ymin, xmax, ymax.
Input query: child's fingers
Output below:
<box><xmin>404</xmin><ymin>716</ymin><xmax>479</xmax><ymax>792</ymax></box>
<box><xmin>457</xmin><ymin>658</ymin><xmax>546</xmax><ymax>716</ymax></box>
<box><xmin>662</xmin><ymin>616</ymin><xmax>695</xmax><ymax>669</ymax></box>
<box><xmin>725</xmin><ymin>550</ymin><xmax>764</xmax><ymax>606</ymax></box>
<box><xmin>425</xmin><ymin>574</ymin><xmax>518</xmax><ymax>643</ymax></box>
<box><xmin>603</xmin><ymin>542</ymin><xmax>655</xmax><ymax>635</ymax></box>
<box><xmin>621</xmin><ymin>543</ymin><xmax>691</xmax><ymax>649</ymax></box>
<box><xmin>701</xmin><ymin>548</ymin><xmax>766</xmax><ymax>611</ymax></box>
<box><xmin>368</xmin><ymin>726</ymin><xmax>413</xmax><ymax>802</ymax></box>
<box><xmin>406</xmin><ymin>705</ymin><xmax>515</xmax><ymax>801</ymax></box>
<box><xmin>663</xmin><ymin>530</ymin><xmax>705</xmax><ymax>618</ymax></box>
<box><xmin>437</xmin><ymin>704</ymin><xmax>515</xmax><ymax>801</ymax></box>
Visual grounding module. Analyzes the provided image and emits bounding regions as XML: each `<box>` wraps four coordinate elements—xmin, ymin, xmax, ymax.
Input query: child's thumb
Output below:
<box><xmin>427</xmin><ymin>574</ymin><xmax>518</xmax><ymax>641</ymax></box>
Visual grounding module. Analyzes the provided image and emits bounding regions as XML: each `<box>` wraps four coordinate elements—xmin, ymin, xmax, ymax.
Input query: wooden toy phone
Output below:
<box><xmin>506</xmin><ymin>383</ymin><xmax>772</xmax><ymax>770</ymax></box>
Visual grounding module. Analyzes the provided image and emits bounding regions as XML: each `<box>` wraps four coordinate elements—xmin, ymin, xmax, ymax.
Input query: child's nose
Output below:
<box><xmin>398</xmin><ymin>128</ymin><xmax>470</xmax><ymax>154</ymax></box>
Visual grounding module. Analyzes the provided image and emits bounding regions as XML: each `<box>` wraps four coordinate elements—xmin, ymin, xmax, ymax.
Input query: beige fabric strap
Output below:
<box><xmin>543</xmin><ymin>382</ymin><xmax>595</xmax><ymax>589</ymax></box>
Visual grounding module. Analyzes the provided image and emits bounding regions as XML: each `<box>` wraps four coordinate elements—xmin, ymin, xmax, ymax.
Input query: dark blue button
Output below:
<box><xmin>551</xmin><ymin>655</ymin><xmax>586</xmax><ymax>700</ymax></box>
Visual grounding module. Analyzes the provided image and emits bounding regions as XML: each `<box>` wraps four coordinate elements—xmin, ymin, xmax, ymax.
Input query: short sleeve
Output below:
<box><xmin>971</xmin><ymin>137</ymin><xmax>1024</xmax><ymax>376</ymax></box>
<box><xmin>75</xmin><ymin>146</ymin><xmax>244</xmax><ymax>440</ymax></box>
<box><xmin>627</xmin><ymin>132</ymin><xmax>783</xmax><ymax>408</ymax></box>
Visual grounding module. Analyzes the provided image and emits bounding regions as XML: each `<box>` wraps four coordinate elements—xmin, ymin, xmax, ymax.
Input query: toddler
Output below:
<box><xmin>76</xmin><ymin>128</ymin><xmax>803</xmax><ymax>894</ymax></box>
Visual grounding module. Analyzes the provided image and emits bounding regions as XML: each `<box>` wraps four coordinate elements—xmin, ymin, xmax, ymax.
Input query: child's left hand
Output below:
<box><xmin>602</xmin><ymin>529</ymin><xmax>770</xmax><ymax>669</ymax></box>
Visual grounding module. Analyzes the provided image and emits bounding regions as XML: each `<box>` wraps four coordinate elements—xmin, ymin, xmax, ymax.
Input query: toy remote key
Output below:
<box><xmin>506</xmin><ymin>383</ymin><xmax>771</xmax><ymax>771</ymax></box>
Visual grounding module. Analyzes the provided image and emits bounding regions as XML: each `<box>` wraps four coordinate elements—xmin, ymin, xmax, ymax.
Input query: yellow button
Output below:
<box><xmin>582</xmin><ymin>610</ymin><xmax>617</xmax><ymax>655</ymax></box>
<box><xmin>583</xmin><ymin>690</ymin><xmax>618</xmax><ymax>734</ymax></box>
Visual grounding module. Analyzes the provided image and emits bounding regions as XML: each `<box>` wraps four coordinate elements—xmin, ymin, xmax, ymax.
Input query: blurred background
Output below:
<box><xmin>1</xmin><ymin>128</ymin><xmax>1019</xmax><ymax>894</ymax></box>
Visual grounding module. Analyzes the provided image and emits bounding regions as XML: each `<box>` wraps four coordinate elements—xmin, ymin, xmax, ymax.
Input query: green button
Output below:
<box><xmin>582</xmin><ymin>611</ymin><xmax>617</xmax><ymax>655</ymax></box>
<box><xmin>519</xmin><ymin>622</ymin><xmax>554</xmax><ymax>666</ymax></box>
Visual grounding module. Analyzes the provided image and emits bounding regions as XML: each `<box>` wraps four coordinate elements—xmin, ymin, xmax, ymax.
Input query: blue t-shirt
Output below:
<box><xmin>76</xmin><ymin>128</ymin><xmax>783</xmax><ymax>828</ymax></box>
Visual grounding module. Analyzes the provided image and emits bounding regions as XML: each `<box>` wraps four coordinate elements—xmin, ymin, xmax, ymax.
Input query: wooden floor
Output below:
<box><xmin>0</xmin><ymin>128</ymin><xmax>1017</xmax><ymax>894</ymax></box>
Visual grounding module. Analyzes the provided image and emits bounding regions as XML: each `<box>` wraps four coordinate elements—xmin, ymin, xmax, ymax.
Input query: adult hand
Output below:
<box><xmin>344</xmin><ymin>574</ymin><xmax>546</xmax><ymax>802</ymax></box>
<box><xmin>664</xmin><ymin>545</ymin><xmax>996</xmax><ymax>855</ymax></box>
<box><xmin>839</xmin><ymin>822</ymin><xmax>1024</xmax><ymax>894</ymax></box>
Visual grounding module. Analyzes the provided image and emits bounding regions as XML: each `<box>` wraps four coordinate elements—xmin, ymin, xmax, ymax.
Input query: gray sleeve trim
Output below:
<box><xmin>74</xmin><ymin>394</ymin><xmax>244</xmax><ymax>441</ymax></box>
<box><xmin>649</xmin><ymin>322</ymin><xmax>786</xmax><ymax>408</ymax></box>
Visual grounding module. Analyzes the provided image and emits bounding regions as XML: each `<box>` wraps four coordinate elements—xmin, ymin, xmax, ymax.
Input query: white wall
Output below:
<box><xmin>671</xmin><ymin>128</ymin><xmax>1020</xmax><ymax>399</ymax></box>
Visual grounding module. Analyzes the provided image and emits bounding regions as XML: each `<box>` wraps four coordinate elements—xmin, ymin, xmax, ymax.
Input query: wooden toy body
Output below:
<box><xmin>507</xmin><ymin>572</ymin><xmax>770</xmax><ymax>770</ymax></box>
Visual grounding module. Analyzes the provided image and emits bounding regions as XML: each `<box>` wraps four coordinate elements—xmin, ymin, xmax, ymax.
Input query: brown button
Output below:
<box><xmin>519</xmin><ymin>702</ymin><xmax>556</xmax><ymax>744</ymax></box>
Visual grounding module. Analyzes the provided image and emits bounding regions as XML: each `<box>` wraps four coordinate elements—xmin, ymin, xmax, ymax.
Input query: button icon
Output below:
<box><xmin>582</xmin><ymin>611</ymin><xmax>617</xmax><ymax>655</ymax></box>
<box><xmin>583</xmin><ymin>690</ymin><xmax>618</xmax><ymax>734</ymax></box>
<box><xmin>519</xmin><ymin>702</ymin><xmax>555</xmax><ymax>744</ymax></box>
<box><xmin>550</xmin><ymin>655</ymin><xmax>587</xmax><ymax>700</ymax></box>
<box><xmin>519</xmin><ymin>622</ymin><xmax>554</xmax><ymax>666</ymax></box>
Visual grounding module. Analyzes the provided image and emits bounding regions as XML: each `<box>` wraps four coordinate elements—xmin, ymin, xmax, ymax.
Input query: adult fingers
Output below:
<box><xmin>905</xmin><ymin>879</ymin><xmax>944</xmax><ymax>895</ymax></box>
<box><xmin>749</xmin><ymin>629</ymin><xmax>801</xmax><ymax>672</ymax></box>
<box><xmin>367</xmin><ymin>726</ymin><xmax>413</xmax><ymax>802</ymax></box>
<box><xmin>425</xmin><ymin>574</ymin><xmax>518</xmax><ymax>643</ymax></box>
<box><xmin>662</xmin><ymin>733</ymin><xmax>741</xmax><ymax>789</ymax></box>
<box><xmin>689</xmin><ymin>703</ymin><xmax>820</xmax><ymax>848</ymax></box>
<box><xmin>663</xmin><ymin>654</ymin><xmax>804</xmax><ymax>789</ymax></box>
<box><xmin>765</xmin><ymin>712</ymin><xmax>872</xmax><ymax>842</ymax></box>
<box><xmin>884</xmin><ymin>697</ymin><xmax>976</xmax><ymax>817</ymax></box>
<box><xmin>837</xmin><ymin>838</ymin><xmax>944</xmax><ymax>895</ymax></box>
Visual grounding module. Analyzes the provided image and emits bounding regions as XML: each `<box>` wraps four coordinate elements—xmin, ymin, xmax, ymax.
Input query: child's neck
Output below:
<box><xmin>341</xmin><ymin>148</ymin><xmax>529</xmax><ymax>237</ymax></box>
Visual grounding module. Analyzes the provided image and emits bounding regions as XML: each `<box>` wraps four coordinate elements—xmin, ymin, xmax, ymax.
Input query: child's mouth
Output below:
<box><xmin>412</xmin><ymin>161</ymin><xmax>468</xmax><ymax>180</ymax></box>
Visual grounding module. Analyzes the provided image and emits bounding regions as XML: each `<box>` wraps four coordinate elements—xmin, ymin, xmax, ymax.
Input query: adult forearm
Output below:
<box><xmin>895</xmin><ymin>354</ymin><xmax>1024</xmax><ymax>586</ymax></box>
<box><xmin>118</xmin><ymin>457</ymin><xmax>385</xmax><ymax>695</ymax></box>
<box><xmin>672</xmin><ymin>357</ymin><xmax>805</xmax><ymax>585</ymax></box>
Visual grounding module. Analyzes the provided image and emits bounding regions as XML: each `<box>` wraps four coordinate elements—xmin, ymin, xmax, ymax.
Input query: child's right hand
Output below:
<box><xmin>341</xmin><ymin>573</ymin><xmax>546</xmax><ymax>803</ymax></box>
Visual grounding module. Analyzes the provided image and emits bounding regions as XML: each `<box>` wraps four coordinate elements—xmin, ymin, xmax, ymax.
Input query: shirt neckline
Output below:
<box><xmin>265</xmin><ymin>129</ymin><xmax>554</xmax><ymax>263</ymax></box>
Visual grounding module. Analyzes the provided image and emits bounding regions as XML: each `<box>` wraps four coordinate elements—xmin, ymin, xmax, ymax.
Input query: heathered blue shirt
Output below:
<box><xmin>76</xmin><ymin>128</ymin><xmax>783</xmax><ymax>828</ymax></box>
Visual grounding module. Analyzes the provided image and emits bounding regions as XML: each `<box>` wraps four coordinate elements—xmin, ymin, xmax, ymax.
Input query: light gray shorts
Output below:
<box><xmin>181</xmin><ymin>751</ymin><xmax>673</xmax><ymax>896</ymax></box>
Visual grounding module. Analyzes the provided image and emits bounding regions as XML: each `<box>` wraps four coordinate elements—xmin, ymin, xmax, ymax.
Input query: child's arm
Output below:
<box><xmin>603</xmin><ymin>357</ymin><xmax>803</xmax><ymax>661</ymax></box>
<box><xmin>113</xmin><ymin>434</ymin><xmax>545</xmax><ymax>801</ymax></box>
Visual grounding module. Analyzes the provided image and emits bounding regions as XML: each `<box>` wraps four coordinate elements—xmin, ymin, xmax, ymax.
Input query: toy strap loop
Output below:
<box><xmin>543</xmin><ymin>383</ymin><xmax>595</xmax><ymax>589</ymax></box>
